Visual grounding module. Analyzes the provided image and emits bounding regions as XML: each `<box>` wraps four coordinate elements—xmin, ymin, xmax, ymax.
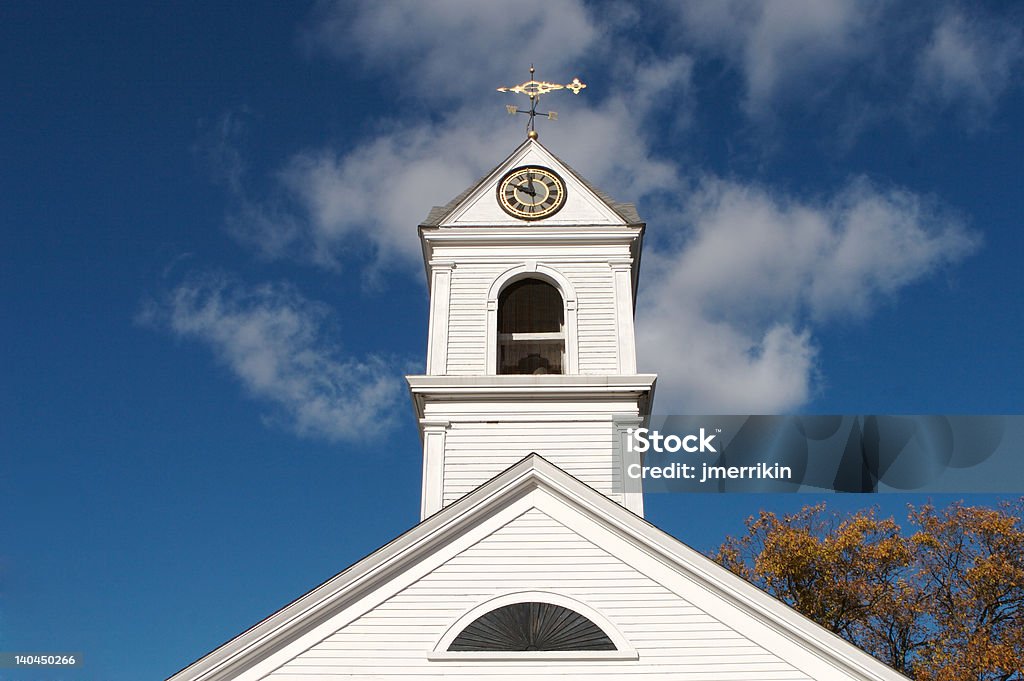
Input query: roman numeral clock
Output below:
<box><xmin>497</xmin><ymin>165</ymin><xmax>566</xmax><ymax>220</ymax></box>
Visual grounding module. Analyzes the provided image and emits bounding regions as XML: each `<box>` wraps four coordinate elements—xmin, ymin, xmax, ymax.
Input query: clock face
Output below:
<box><xmin>497</xmin><ymin>166</ymin><xmax>566</xmax><ymax>220</ymax></box>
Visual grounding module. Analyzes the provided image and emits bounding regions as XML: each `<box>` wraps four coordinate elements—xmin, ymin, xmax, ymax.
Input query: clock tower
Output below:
<box><xmin>406</xmin><ymin>137</ymin><xmax>657</xmax><ymax>519</ymax></box>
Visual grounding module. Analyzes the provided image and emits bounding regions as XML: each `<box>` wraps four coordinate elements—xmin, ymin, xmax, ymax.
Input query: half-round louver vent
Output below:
<box><xmin>448</xmin><ymin>601</ymin><xmax>616</xmax><ymax>651</ymax></box>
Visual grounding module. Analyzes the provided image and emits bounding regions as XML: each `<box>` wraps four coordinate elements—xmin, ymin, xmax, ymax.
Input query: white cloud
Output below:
<box><xmin>211</xmin><ymin>0</ymin><xmax>984</xmax><ymax>417</ymax></box>
<box><xmin>224</xmin><ymin>0</ymin><xmax>637</xmax><ymax>277</ymax></box>
<box><xmin>641</xmin><ymin>305</ymin><xmax>818</xmax><ymax>414</ymax></box>
<box><xmin>652</xmin><ymin>176</ymin><xmax>979</xmax><ymax>321</ymax></box>
<box><xmin>140</xmin><ymin>274</ymin><xmax>405</xmax><ymax>442</ymax></box>
<box><xmin>916</xmin><ymin>10</ymin><xmax>1024</xmax><ymax>123</ymax></box>
<box><xmin>228</xmin><ymin>54</ymin><xmax>692</xmax><ymax>278</ymax></box>
<box><xmin>673</xmin><ymin>1</ymin><xmax>1022</xmax><ymax>129</ymax></box>
<box><xmin>260</xmin><ymin>121</ymin><xmax>502</xmax><ymax>273</ymax></box>
<box><xmin>525</xmin><ymin>60</ymin><xmax>692</xmax><ymax>206</ymax></box>
<box><xmin>214</xmin><ymin>114</ymin><xmax>507</xmax><ymax>274</ymax></box>
<box><xmin>302</xmin><ymin>0</ymin><xmax>597</xmax><ymax>101</ymax></box>
<box><xmin>674</xmin><ymin>0</ymin><xmax>878</xmax><ymax>114</ymax></box>
<box><xmin>638</xmin><ymin>176</ymin><xmax>979</xmax><ymax>412</ymax></box>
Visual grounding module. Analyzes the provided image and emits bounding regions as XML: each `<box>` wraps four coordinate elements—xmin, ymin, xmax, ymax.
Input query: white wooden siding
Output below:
<box><xmin>445</xmin><ymin>263</ymin><xmax>499</xmax><ymax>374</ymax></box>
<box><xmin>440</xmin><ymin>139</ymin><xmax>627</xmax><ymax>228</ymax></box>
<box><xmin>267</xmin><ymin>508</ymin><xmax>811</xmax><ymax>680</ymax></box>
<box><xmin>559</xmin><ymin>262</ymin><xmax>618</xmax><ymax>374</ymax></box>
<box><xmin>442</xmin><ymin>421</ymin><xmax>622</xmax><ymax>505</ymax></box>
<box><xmin>444</xmin><ymin>261</ymin><xmax>622</xmax><ymax>376</ymax></box>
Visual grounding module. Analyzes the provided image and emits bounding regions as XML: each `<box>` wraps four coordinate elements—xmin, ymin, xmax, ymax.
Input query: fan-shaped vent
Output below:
<box><xmin>448</xmin><ymin>602</ymin><xmax>616</xmax><ymax>651</ymax></box>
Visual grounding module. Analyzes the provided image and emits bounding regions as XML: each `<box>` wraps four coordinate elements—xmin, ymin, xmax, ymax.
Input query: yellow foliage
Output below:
<box><xmin>712</xmin><ymin>498</ymin><xmax>1024</xmax><ymax>681</ymax></box>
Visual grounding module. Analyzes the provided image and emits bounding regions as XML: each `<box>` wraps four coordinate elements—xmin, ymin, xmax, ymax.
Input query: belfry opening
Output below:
<box><xmin>497</xmin><ymin>278</ymin><xmax>565</xmax><ymax>375</ymax></box>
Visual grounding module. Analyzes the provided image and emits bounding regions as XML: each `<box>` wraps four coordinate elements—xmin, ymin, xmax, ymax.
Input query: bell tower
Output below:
<box><xmin>406</xmin><ymin>137</ymin><xmax>656</xmax><ymax>519</ymax></box>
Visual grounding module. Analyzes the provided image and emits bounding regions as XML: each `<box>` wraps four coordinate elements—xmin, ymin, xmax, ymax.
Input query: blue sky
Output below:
<box><xmin>1</xmin><ymin>2</ymin><xmax>1022</xmax><ymax>680</ymax></box>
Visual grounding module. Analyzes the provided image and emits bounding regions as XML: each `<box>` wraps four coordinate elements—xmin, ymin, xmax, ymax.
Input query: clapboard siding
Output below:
<box><xmin>560</xmin><ymin>261</ymin><xmax>619</xmax><ymax>374</ymax></box>
<box><xmin>442</xmin><ymin>421</ymin><xmax>621</xmax><ymax>505</ymax></box>
<box><xmin>443</xmin><ymin>261</ymin><xmax>622</xmax><ymax>375</ymax></box>
<box><xmin>267</xmin><ymin>509</ymin><xmax>811</xmax><ymax>680</ymax></box>
<box><xmin>445</xmin><ymin>264</ymin><xmax>500</xmax><ymax>374</ymax></box>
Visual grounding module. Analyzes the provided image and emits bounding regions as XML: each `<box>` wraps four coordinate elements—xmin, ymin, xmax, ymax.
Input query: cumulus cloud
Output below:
<box><xmin>232</xmin><ymin>122</ymin><xmax>502</xmax><ymax>273</ymax></box>
<box><xmin>672</xmin><ymin>0</ymin><xmax>1022</xmax><ymax>129</ymax></box>
<box><xmin>916</xmin><ymin>10</ymin><xmax>1024</xmax><ymax>123</ymax></box>
<box><xmin>226</xmin><ymin>57</ymin><xmax>691</xmax><ymax>277</ymax></box>
<box><xmin>542</xmin><ymin>55</ymin><xmax>693</xmax><ymax>196</ymax></box>
<box><xmin>638</xmin><ymin>177</ymin><xmax>979</xmax><ymax>412</ymax></box>
<box><xmin>221</xmin><ymin>0</ymin><xmax>611</xmax><ymax>276</ymax></box>
<box><xmin>674</xmin><ymin>0</ymin><xmax>880</xmax><ymax>114</ymax></box>
<box><xmin>302</xmin><ymin>0</ymin><xmax>597</xmax><ymax>101</ymax></box>
<box><xmin>654</xmin><ymin>176</ymin><xmax>979</xmax><ymax>322</ymax></box>
<box><xmin>641</xmin><ymin>306</ymin><xmax>818</xmax><ymax>414</ymax></box>
<box><xmin>140</xmin><ymin>274</ymin><xmax>405</xmax><ymax>442</ymax></box>
<box><xmin>197</xmin><ymin>1</ymin><xmax>987</xmax><ymax>417</ymax></box>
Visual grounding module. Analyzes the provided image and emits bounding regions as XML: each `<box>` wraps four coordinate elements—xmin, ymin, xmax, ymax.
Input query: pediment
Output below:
<box><xmin>169</xmin><ymin>455</ymin><xmax>909</xmax><ymax>681</ymax></box>
<box><xmin>427</xmin><ymin>139</ymin><xmax>633</xmax><ymax>228</ymax></box>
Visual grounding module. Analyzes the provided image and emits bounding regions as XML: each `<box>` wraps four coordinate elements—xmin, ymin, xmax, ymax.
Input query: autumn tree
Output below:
<box><xmin>713</xmin><ymin>499</ymin><xmax>1024</xmax><ymax>681</ymax></box>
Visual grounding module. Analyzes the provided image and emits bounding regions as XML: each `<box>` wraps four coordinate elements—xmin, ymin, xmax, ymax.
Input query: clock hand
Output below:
<box><xmin>516</xmin><ymin>183</ymin><xmax>537</xmax><ymax>197</ymax></box>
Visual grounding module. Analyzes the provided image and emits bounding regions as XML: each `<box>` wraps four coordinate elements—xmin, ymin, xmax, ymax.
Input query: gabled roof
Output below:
<box><xmin>420</xmin><ymin>138</ymin><xmax>643</xmax><ymax>227</ymax></box>
<box><xmin>168</xmin><ymin>454</ymin><xmax>910</xmax><ymax>681</ymax></box>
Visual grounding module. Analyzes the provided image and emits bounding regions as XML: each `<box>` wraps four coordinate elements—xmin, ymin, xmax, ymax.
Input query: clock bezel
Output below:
<box><xmin>496</xmin><ymin>165</ymin><xmax>567</xmax><ymax>221</ymax></box>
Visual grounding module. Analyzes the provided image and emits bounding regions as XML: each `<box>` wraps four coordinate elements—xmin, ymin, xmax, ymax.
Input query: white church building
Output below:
<box><xmin>169</xmin><ymin>138</ymin><xmax>909</xmax><ymax>681</ymax></box>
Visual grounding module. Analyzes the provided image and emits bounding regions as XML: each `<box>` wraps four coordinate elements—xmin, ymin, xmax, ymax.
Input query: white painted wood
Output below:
<box><xmin>440</xmin><ymin>140</ymin><xmax>626</xmax><ymax>228</ymax></box>
<box><xmin>420</xmin><ymin>421</ymin><xmax>449</xmax><ymax>519</ymax></box>
<box><xmin>611</xmin><ymin>261</ymin><xmax>637</xmax><ymax>374</ymax></box>
<box><xmin>169</xmin><ymin>456</ymin><xmax>910</xmax><ymax>681</ymax></box>
<box><xmin>441</xmin><ymin>420</ymin><xmax>622</xmax><ymax>506</ymax></box>
<box><xmin>266</xmin><ymin>507</ymin><xmax>812</xmax><ymax>680</ymax></box>
<box><xmin>407</xmin><ymin>374</ymin><xmax>656</xmax><ymax>516</ymax></box>
<box><xmin>615</xmin><ymin>416</ymin><xmax>645</xmax><ymax>516</ymax></box>
<box><xmin>420</xmin><ymin>139</ymin><xmax>643</xmax><ymax>386</ymax></box>
<box><xmin>414</xmin><ymin>143</ymin><xmax>652</xmax><ymax>516</ymax></box>
<box><xmin>425</xmin><ymin>263</ymin><xmax>453</xmax><ymax>375</ymax></box>
<box><xmin>443</xmin><ymin>257</ymin><xmax>625</xmax><ymax>377</ymax></box>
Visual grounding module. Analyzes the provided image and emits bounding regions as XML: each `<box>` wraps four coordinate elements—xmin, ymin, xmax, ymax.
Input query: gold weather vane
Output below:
<box><xmin>497</xmin><ymin>65</ymin><xmax>587</xmax><ymax>139</ymax></box>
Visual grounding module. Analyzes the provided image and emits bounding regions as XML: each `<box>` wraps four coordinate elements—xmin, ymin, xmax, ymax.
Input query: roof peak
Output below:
<box><xmin>420</xmin><ymin>138</ymin><xmax>642</xmax><ymax>227</ymax></box>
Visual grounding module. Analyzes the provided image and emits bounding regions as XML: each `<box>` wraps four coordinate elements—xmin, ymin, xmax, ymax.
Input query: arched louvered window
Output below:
<box><xmin>497</xmin><ymin>279</ymin><xmax>565</xmax><ymax>375</ymax></box>
<box><xmin>448</xmin><ymin>601</ymin><xmax>616</xmax><ymax>651</ymax></box>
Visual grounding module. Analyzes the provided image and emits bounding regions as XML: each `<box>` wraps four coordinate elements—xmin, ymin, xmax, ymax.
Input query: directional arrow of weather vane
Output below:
<box><xmin>497</xmin><ymin>65</ymin><xmax>587</xmax><ymax>139</ymax></box>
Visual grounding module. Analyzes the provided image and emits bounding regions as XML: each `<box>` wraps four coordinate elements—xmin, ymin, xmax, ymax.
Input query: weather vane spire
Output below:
<box><xmin>497</xmin><ymin>65</ymin><xmax>586</xmax><ymax>140</ymax></box>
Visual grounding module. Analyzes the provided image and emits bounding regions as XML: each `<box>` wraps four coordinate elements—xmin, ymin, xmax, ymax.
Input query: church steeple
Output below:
<box><xmin>406</xmin><ymin>137</ymin><xmax>656</xmax><ymax>519</ymax></box>
<box><xmin>172</xmin><ymin>80</ymin><xmax>912</xmax><ymax>681</ymax></box>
